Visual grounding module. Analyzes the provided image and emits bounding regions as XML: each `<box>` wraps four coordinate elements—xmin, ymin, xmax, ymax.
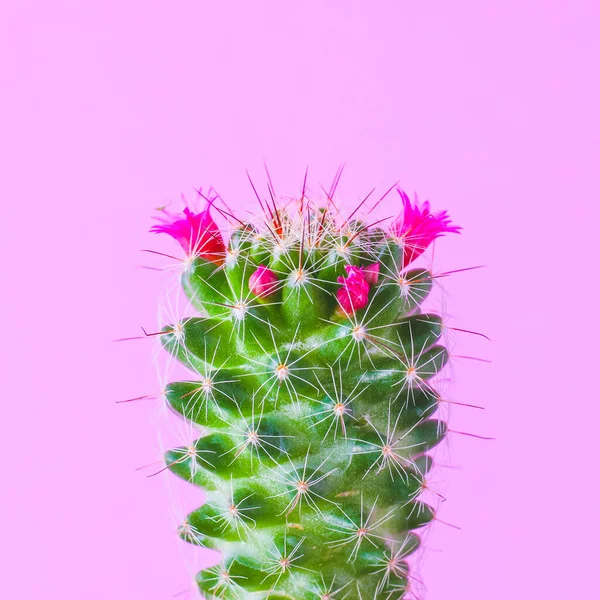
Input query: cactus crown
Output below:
<box><xmin>151</xmin><ymin>182</ymin><xmax>459</xmax><ymax>599</ymax></box>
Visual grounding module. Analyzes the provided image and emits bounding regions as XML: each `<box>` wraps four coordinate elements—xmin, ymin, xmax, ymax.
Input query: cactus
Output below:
<box><xmin>149</xmin><ymin>182</ymin><xmax>460</xmax><ymax>599</ymax></box>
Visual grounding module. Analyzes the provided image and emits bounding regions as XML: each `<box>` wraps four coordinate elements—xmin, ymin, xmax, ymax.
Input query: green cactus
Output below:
<box><xmin>150</xmin><ymin>186</ymin><xmax>460</xmax><ymax>599</ymax></box>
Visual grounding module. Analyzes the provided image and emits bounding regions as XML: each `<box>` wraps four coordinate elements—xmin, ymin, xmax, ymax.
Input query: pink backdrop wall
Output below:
<box><xmin>2</xmin><ymin>1</ymin><xmax>599</xmax><ymax>598</ymax></box>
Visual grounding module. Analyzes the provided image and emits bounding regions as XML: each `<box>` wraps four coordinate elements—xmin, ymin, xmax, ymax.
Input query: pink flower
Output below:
<box><xmin>337</xmin><ymin>265</ymin><xmax>370</xmax><ymax>315</ymax></box>
<box><xmin>391</xmin><ymin>189</ymin><xmax>461</xmax><ymax>267</ymax></box>
<box><xmin>362</xmin><ymin>262</ymin><xmax>380</xmax><ymax>285</ymax></box>
<box><xmin>249</xmin><ymin>265</ymin><xmax>278</xmax><ymax>298</ymax></box>
<box><xmin>150</xmin><ymin>205</ymin><xmax>226</xmax><ymax>263</ymax></box>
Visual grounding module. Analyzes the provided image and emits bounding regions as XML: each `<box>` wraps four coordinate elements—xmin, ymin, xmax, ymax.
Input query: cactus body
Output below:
<box><xmin>151</xmin><ymin>187</ymin><xmax>459</xmax><ymax>599</ymax></box>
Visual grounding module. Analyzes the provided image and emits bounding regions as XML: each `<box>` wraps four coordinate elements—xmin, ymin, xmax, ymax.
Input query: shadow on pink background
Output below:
<box><xmin>1</xmin><ymin>2</ymin><xmax>599</xmax><ymax>598</ymax></box>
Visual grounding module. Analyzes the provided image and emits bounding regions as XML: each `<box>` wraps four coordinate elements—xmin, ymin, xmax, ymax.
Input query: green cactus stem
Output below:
<box><xmin>149</xmin><ymin>185</ymin><xmax>460</xmax><ymax>599</ymax></box>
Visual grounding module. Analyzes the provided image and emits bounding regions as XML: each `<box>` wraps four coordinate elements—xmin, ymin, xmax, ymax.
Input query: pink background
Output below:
<box><xmin>2</xmin><ymin>1</ymin><xmax>599</xmax><ymax>598</ymax></box>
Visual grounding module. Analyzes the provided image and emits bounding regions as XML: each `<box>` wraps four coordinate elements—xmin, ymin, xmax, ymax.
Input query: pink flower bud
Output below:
<box><xmin>249</xmin><ymin>265</ymin><xmax>278</xmax><ymax>298</ymax></box>
<box><xmin>363</xmin><ymin>262</ymin><xmax>380</xmax><ymax>285</ymax></box>
<box><xmin>391</xmin><ymin>189</ymin><xmax>461</xmax><ymax>267</ymax></box>
<box><xmin>337</xmin><ymin>265</ymin><xmax>370</xmax><ymax>315</ymax></box>
<box><xmin>150</xmin><ymin>204</ymin><xmax>226</xmax><ymax>263</ymax></box>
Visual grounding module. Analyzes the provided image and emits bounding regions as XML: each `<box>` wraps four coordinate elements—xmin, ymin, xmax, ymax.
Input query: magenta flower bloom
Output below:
<box><xmin>391</xmin><ymin>189</ymin><xmax>461</xmax><ymax>267</ymax></box>
<box><xmin>337</xmin><ymin>265</ymin><xmax>370</xmax><ymax>315</ymax></box>
<box><xmin>150</xmin><ymin>205</ymin><xmax>226</xmax><ymax>263</ymax></box>
<box><xmin>249</xmin><ymin>265</ymin><xmax>278</xmax><ymax>298</ymax></box>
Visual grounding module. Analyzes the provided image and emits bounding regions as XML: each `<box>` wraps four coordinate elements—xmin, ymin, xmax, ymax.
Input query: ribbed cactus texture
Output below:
<box><xmin>152</xmin><ymin>185</ymin><xmax>459</xmax><ymax>599</ymax></box>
